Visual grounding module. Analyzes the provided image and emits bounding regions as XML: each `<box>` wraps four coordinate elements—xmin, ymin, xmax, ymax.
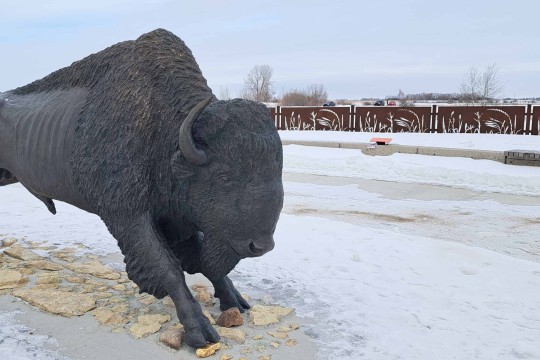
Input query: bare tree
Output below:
<box><xmin>306</xmin><ymin>84</ymin><xmax>328</xmax><ymax>105</ymax></box>
<box><xmin>460</xmin><ymin>66</ymin><xmax>481</xmax><ymax>104</ymax></box>
<box><xmin>460</xmin><ymin>64</ymin><xmax>503</xmax><ymax>105</ymax></box>
<box><xmin>218</xmin><ymin>86</ymin><xmax>231</xmax><ymax>100</ymax></box>
<box><xmin>281</xmin><ymin>84</ymin><xmax>328</xmax><ymax>106</ymax></box>
<box><xmin>480</xmin><ymin>63</ymin><xmax>502</xmax><ymax>104</ymax></box>
<box><xmin>241</xmin><ymin>65</ymin><xmax>274</xmax><ymax>102</ymax></box>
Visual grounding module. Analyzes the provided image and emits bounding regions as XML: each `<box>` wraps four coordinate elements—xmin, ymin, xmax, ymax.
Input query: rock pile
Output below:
<box><xmin>0</xmin><ymin>237</ymin><xmax>301</xmax><ymax>358</ymax></box>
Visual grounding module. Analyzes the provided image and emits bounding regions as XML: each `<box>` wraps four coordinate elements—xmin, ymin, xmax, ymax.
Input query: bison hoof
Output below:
<box><xmin>220</xmin><ymin>294</ymin><xmax>250</xmax><ymax>313</ymax></box>
<box><xmin>184</xmin><ymin>320</ymin><xmax>220</xmax><ymax>348</ymax></box>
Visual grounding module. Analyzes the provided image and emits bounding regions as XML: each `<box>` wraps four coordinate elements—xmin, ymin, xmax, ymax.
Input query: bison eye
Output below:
<box><xmin>218</xmin><ymin>174</ymin><xmax>232</xmax><ymax>184</ymax></box>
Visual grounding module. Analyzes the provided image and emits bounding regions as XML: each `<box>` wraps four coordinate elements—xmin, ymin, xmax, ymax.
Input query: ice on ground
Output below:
<box><xmin>233</xmin><ymin>214</ymin><xmax>540</xmax><ymax>360</ymax></box>
<box><xmin>0</xmin><ymin>311</ymin><xmax>67</xmax><ymax>360</ymax></box>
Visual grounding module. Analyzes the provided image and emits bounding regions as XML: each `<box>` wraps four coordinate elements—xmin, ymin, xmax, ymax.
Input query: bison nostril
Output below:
<box><xmin>249</xmin><ymin>242</ymin><xmax>261</xmax><ymax>254</ymax></box>
<box><xmin>247</xmin><ymin>238</ymin><xmax>274</xmax><ymax>256</ymax></box>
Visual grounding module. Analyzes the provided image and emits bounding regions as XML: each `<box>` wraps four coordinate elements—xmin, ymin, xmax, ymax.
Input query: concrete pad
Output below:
<box><xmin>282</xmin><ymin>140</ymin><xmax>506</xmax><ymax>163</ymax></box>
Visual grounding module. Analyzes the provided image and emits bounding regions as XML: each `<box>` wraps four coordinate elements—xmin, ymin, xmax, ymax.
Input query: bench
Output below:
<box><xmin>370</xmin><ymin>137</ymin><xmax>393</xmax><ymax>145</ymax></box>
<box><xmin>504</xmin><ymin>150</ymin><xmax>540</xmax><ymax>167</ymax></box>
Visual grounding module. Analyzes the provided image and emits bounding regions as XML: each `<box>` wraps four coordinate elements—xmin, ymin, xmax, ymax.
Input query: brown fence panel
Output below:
<box><xmin>437</xmin><ymin>106</ymin><xmax>526</xmax><ymax>134</ymax></box>
<box><xmin>280</xmin><ymin>106</ymin><xmax>353</xmax><ymax>131</ymax></box>
<box><xmin>268</xmin><ymin>107</ymin><xmax>279</xmax><ymax>129</ymax></box>
<box><xmin>532</xmin><ymin>106</ymin><xmax>540</xmax><ymax>135</ymax></box>
<box><xmin>354</xmin><ymin>107</ymin><xmax>431</xmax><ymax>133</ymax></box>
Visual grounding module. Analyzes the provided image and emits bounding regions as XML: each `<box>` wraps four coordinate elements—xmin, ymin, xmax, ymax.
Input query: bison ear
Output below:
<box><xmin>171</xmin><ymin>151</ymin><xmax>195</xmax><ymax>180</ymax></box>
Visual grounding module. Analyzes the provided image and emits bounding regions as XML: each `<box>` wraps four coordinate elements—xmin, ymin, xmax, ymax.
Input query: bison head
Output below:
<box><xmin>170</xmin><ymin>97</ymin><xmax>283</xmax><ymax>280</ymax></box>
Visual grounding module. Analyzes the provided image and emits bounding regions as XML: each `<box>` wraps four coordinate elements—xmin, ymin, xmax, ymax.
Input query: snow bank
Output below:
<box><xmin>283</xmin><ymin>145</ymin><xmax>540</xmax><ymax>196</ymax></box>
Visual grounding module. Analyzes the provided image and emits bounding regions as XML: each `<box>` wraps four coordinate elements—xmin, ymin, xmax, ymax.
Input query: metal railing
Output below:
<box><xmin>269</xmin><ymin>105</ymin><xmax>540</xmax><ymax>135</ymax></box>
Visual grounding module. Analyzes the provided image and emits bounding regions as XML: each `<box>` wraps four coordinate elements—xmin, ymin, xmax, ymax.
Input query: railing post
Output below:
<box><xmin>526</xmin><ymin>104</ymin><xmax>533</xmax><ymax>135</ymax></box>
<box><xmin>350</xmin><ymin>104</ymin><xmax>355</xmax><ymax>132</ymax></box>
<box><xmin>276</xmin><ymin>105</ymin><xmax>281</xmax><ymax>130</ymax></box>
<box><xmin>431</xmin><ymin>104</ymin><xmax>438</xmax><ymax>133</ymax></box>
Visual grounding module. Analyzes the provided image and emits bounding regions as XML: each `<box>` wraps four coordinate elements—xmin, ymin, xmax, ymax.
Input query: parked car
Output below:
<box><xmin>374</xmin><ymin>100</ymin><xmax>385</xmax><ymax>106</ymax></box>
<box><xmin>323</xmin><ymin>101</ymin><xmax>336</xmax><ymax>107</ymax></box>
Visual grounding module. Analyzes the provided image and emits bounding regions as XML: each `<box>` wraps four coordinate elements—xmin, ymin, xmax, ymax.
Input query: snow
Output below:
<box><xmin>0</xmin><ymin>311</ymin><xmax>67</xmax><ymax>360</ymax></box>
<box><xmin>279</xmin><ymin>131</ymin><xmax>540</xmax><ymax>151</ymax></box>
<box><xmin>283</xmin><ymin>145</ymin><xmax>540</xmax><ymax>196</ymax></box>
<box><xmin>1</xmin><ymin>133</ymin><xmax>540</xmax><ymax>359</ymax></box>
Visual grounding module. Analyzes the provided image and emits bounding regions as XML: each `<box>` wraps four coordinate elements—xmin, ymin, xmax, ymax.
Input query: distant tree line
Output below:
<box><xmin>387</xmin><ymin>92</ymin><xmax>461</xmax><ymax>101</ymax></box>
<box><xmin>281</xmin><ymin>84</ymin><xmax>328</xmax><ymax>106</ymax></box>
<box><xmin>229</xmin><ymin>63</ymin><xmax>506</xmax><ymax>106</ymax></box>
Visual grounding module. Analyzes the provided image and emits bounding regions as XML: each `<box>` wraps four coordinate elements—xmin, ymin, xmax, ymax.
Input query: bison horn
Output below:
<box><xmin>179</xmin><ymin>96</ymin><xmax>212</xmax><ymax>165</ymax></box>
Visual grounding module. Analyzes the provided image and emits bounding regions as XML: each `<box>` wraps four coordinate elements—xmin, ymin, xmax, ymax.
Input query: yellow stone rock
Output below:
<box><xmin>196</xmin><ymin>290</ymin><xmax>215</xmax><ymax>306</ymax></box>
<box><xmin>82</xmin><ymin>284</ymin><xmax>97</xmax><ymax>293</ymax></box>
<box><xmin>1</xmin><ymin>237</ymin><xmax>18</xmax><ymax>247</ymax></box>
<box><xmin>36</xmin><ymin>273</ymin><xmax>60</xmax><ymax>285</ymax></box>
<box><xmin>23</xmin><ymin>260</ymin><xmax>64</xmax><ymax>271</ymax></box>
<box><xmin>32</xmin><ymin>283</ymin><xmax>60</xmax><ymax>290</ymax></box>
<box><xmin>112</xmin><ymin>284</ymin><xmax>126</xmax><ymax>291</ymax></box>
<box><xmin>65</xmin><ymin>276</ymin><xmax>85</xmax><ymax>284</ymax></box>
<box><xmin>240</xmin><ymin>292</ymin><xmax>250</xmax><ymax>301</ymax></box>
<box><xmin>278</xmin><ymin>326</ymin><xmax>290</xmax><ymax>332</ymax></box>
<box><xmin>288</xmin><ymin>323</ymin><xmax>300</xmax><ymax>330</ymax></box>
<box><xmin>196</xmin><ymin>343</ymin><xmax>221</xmax><ymax>358</ymax></box>
<box><xmin>27</xmin><ymin>240</ymin><xmax>45</xmax><ymax>247</ymax></box>
<box><xmin>191</xmin><ymin>283</ymin><xmax>208</xmax><ymax>292</ymax></box>
<box><xmin>92</xmin><ymin>292</ymin><xmax>113</xmax><ymax>300</ymax></box>
<box><xmin>162</xmin><ymin>296</ymin><xmax>175</xmax><ymax>307</ymax></box>
<box><xmin>259</xmin><ymin>356</ymin><xmax>272</xmax><ymax>360</ymax></box>
<box><xmin>92</xmin><ymin>308</ymin><xmax>129</xmax><ymax>325</ymax></box>
<box><xmin>0</xmin><ymin>237</ymin><xmax>18</xmax><ymax>247</ymax></box>
<box><xmin>267</xmin><ymin>331</ymin><xmax>288</xmax><ymax>339</ymax></box>
<box><xmin>19</xmin><ymin>268</ymin><xmax>35</xmax><ymax>275</ymax></box>
<box><xmin>66</xmin><ymin>261</ymin><xmax>121</xmax><ymax>280</ymax></box>
<box><xmin>249</xmin><ymin>305</ymin><xmax>294</xmax><ymax>326</ymax></box>
<box><xmin>240</xmin><ymin>347</ymin><xmax>252</xmax><ymax>355</ymax></box>
<box><xmin>285</xmin><ymin>339</ymin><xmax>298</xmax><ymax>347</ymax></box>
<box><xmin>252</xmin><ymin>334</ymin><xmax>263</xmax><ymax>340</ymax></box>
<box><xmin>111</xmin><ymin>303</ymin><xmax>130</xmax><ymax>314</ymax></box>
<box><xmin>4</xmin><ymin>244</ymin><xmax>42</xmax><ymax>261</ymax></box>
<box><xmin>129</xmin><ymin>322</ymin><xmax>155</xmax><ymax>338</ymax></box>
<box><xmin>256</xmin><ymin>345</ymin><xmax>266</xmax><ymax>352</ymax></box>
<box><xmin>138</xmin><ymin>295</ymin><xmax>156</xmax><ymax>305</ymax></box>
<box><xmin>270</xmin><ymin>342</ymin><xmax>279</xmax><ymax>348</ymax></box>
<box><xmin>138</xmin><ymin>313</ymin><xmax>171</xmax><ymax>325</ymax></box>
<box><xmin>108</xmin><ymin>296</ymin><xmax>126</xmax><ymax>304</ymax></box>
<box><xmin>13</xmin><ymin>289</ymin><xmax>96</xmax><ymax>316</ymax></box>
<box><xmin>203</xmin><ymin>309</ymin><xmax>216</xmax><ymax>325</ymax></box>
<box><xmin>216</xmin><ymin>327</ymin><xmax>246</xmax><ymax>344</ymax></box>
<box><xmin>219</xmin><ymin>354</ymin><xmax>233</xmax><ymax>360</ymax></box>
<box><xmin>0</xmin><ymin>269</ymin><xmax>28</xmax><ymax>289</ymax></box>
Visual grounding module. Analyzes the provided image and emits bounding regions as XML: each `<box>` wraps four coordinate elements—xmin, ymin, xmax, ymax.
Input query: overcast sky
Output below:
<box><xmin>1</xmin><ymin>0</ymin><xmax>538</xmax><ymax>99</ymax></box>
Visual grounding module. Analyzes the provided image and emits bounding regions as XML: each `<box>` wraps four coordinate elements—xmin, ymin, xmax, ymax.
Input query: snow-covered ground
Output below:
<box><xmin>1</xmin><ymin>133</ymin><xmax>540</xmax><ymax>359</ymax></box>
<box><xmin>279</xmin><ymin>130</ymin><xmax>540</xmax><ymax>151</ymax></box>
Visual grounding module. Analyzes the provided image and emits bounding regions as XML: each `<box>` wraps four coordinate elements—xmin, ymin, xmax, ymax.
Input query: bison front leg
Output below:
<box><xmin>212</xmin><ymin>276</ymin><xmax>251</xmax><ymax>312</ymax></box>
<box><xmin>109</xmin><ymin>212</ymin><xmax>219</xmax><ymax>348</ymax></box>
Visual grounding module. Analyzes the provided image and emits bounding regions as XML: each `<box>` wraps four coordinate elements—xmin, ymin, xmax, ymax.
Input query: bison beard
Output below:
<box><xmin>199</xmin><ymin>235</ymin><xmax>241</xmax><ymax>281</ymax></box>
